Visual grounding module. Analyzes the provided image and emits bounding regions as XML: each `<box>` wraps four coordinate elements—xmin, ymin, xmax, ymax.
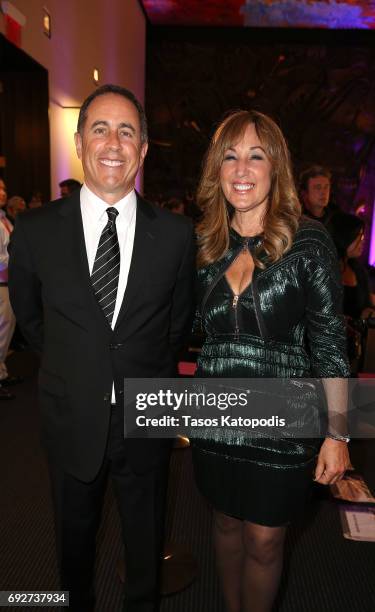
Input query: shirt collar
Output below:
<box><xmin>81</xmin><ymin>183</ymin><xmax>137</xmax><ymax>224</ymax></box>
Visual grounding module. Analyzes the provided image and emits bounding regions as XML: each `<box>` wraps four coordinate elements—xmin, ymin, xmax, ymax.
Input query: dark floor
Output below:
<box><xmin>1</xmin><ymin>350</ymin><xmax>375</xmax><ymax>612</ymax></box>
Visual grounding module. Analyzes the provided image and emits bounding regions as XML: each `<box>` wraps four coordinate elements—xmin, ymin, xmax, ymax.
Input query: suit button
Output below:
<box><xmin>104</xmin><ymin>393</ymin><xmax>110</xmax><ymax>401</ymax></box>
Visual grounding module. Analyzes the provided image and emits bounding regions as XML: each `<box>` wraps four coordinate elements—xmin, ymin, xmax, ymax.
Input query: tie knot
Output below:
<box><xmin>106</xmin><ymin>207</ymin><xmax>118</xmax><ymax>233</ymax></box>
<box><xmin>106</xmin><ymin>207</ymin><xmax>118</xmax><ymax>221</ymax></box>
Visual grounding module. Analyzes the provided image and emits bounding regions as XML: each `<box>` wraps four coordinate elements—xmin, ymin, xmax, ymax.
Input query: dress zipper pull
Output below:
<box><xmin>232</xmin><ymin>294</ymin><xmax>240</xmax><ymax>340</ymax></box>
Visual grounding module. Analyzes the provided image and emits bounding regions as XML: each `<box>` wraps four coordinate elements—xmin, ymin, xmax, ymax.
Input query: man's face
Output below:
<box><xmin>60</xmin><ymin>185</ymin><xmax>70</xmax><ymax>198</ymax></box>
<box><xmin>74</xmin><ymin>93</ymin><xmax>148</xmax><ymax>204</ymax></box>
<box><xmin>303</xmin><ymin>175</ymin><xmax>331</xmax><ymax>216</ymax></box>
<box><xmin>0</xmin><ymin>180</ymin><xmax>7</xmax><ymax>208</ymax></box>
<box><xmin>7</xmin><ymin>197</ymin><xmax>26</xmax><ymax>219</ymax></box>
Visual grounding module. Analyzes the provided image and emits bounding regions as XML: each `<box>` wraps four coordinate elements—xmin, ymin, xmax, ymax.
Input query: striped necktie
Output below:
<box><xmin>91</xmin><ymin>207</ymin><xmax>120</xmax><ymax>325</ymax></box>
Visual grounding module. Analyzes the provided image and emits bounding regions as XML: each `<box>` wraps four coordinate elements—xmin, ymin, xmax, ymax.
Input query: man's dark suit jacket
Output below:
<box><xmin>8</xmin><ymin>192</ymin><xmax>195</xmax><ymax>482</ymax></box>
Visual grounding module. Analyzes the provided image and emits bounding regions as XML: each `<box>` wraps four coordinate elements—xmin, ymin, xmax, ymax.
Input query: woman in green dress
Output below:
<box><xmin>191</xmin><ymin>110</ymin><xmax>351</xmax><ymax>612</ymax></box>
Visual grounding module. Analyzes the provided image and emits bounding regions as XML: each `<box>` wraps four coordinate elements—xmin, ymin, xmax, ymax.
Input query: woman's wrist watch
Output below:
<box><xmin>326</xmin><ymin>432</ymin><xmax>350</xmax><ymax>443</ymax></box>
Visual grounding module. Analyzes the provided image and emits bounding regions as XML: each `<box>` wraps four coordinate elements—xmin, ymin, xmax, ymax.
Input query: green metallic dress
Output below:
<box><xmin>191</xmin><ymin>217</ymin><xmax>350</xmax><ymax>526</ymax></box>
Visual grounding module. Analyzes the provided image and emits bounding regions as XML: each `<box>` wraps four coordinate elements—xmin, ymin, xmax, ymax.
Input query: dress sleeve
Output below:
<box><xmin>304</xmin><ymin>232</ymin><xmax>350</xmax><ymax>438</ymax></box>
<box><xmin>304</xmin><ymin>236</ymin><xmax>350</xmax><ymax>378</ymax></box>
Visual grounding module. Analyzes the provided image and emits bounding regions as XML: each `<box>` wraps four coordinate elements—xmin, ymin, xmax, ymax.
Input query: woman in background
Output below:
<box><xmin>192</xmin><ymin>110</ymin><xmax>350</xmax><ymax>612</ymax></box>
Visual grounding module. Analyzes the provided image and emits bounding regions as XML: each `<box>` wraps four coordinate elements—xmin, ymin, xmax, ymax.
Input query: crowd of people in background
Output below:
<box><xmin>0</xmin><ymin>160</ymin><xmax>374</xmax><ymax>391</ymax></box>
<box><xmin>0</xmin><ymin>177</ymin><xmax>82</xmax><ymax>223</ymax></box>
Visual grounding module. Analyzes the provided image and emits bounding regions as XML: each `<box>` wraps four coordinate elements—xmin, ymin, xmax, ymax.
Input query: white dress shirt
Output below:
<box><xmin>0</xmin><ymin>210</ymin><xmax>13</xmax><ymax>282</ymax></box>
<box><xmin>80</xmin><ymin>184</ymin><xmax>136</xmax><ymax>402</ymax></box>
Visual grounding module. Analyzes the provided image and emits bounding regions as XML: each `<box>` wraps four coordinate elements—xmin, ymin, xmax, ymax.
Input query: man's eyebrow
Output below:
<box><xmin>118</xmin><ymin>122</ymin><xmax>136</xmax><ymax>133</ymax></box>
<box><xmin>91</xmin><ymin>120</ymin><xmax>109</xmax><ymax>129</ymax></box>
<box><xmin>90</xmin><ymin>120</ymin><xmax>136</xmax><ymax>133</ymax></box>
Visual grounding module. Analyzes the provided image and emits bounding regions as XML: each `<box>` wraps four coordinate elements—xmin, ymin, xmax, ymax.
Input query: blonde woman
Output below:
<box><xmin>191</xmin><ymin>110</ymin><xmax>351</xmax><ymax>612</ymax></box>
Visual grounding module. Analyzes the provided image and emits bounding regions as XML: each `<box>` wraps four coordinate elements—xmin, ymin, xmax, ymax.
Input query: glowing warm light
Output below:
<box><xmin>43</xmin><ymin>9</ymin><xmax>51</xmax><ymax>38</ymax></box>
<box><xmin>49</xmin><ymin>104</ymin><xmax>83</xmax><ymax>199</ymax></box>
<box><xmin>93</xmin><ymin>68</ymin><xmax>99</xmax><ymax>84</ymax></box>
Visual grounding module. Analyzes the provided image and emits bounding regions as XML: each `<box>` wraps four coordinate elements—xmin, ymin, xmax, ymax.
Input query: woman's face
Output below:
<box><xmin>347</xmin><ymin>230</ymin><xmax>364</xmax><ymax>258</ymax></box>
<box><xmin>220</xmin><ymin>123</ymin><xmax>272</xmax><ymax>217</ymax></box>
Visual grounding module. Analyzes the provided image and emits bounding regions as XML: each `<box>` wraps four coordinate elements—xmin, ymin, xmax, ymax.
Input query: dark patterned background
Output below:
<box><xmin>144</xmin><ymin>28</ymin><xmax>375</xmax><ymax>224</ymax></box>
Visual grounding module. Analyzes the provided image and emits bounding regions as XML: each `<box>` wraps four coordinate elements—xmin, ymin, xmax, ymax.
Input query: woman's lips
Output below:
<box><xmin>232</xmin><ymin>183</ymin><xmax>255</xmax><ymax>192</ymax></box>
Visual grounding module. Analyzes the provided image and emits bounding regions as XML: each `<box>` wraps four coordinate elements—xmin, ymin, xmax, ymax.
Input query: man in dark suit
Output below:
<box><xmin>8</xmin><ymin>84</ymin><xmax>195</xmax><ymax>612</ymax></box>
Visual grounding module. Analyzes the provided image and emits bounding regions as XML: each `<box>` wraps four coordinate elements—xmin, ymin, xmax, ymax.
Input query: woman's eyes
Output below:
<box><xmin>223</xmin><ymin>154</ymin><xmax>264</xmax><ymax>161</ymax></box>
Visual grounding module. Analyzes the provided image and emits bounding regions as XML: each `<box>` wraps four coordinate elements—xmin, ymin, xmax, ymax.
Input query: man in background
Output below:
<box><xmin>6</xmin><ymin>195</ymin><xmax>26</xmax><ymax>223</ymax></box>
<box><xmin>59</xmin><ymin>178</ymin><xmax>81</xmax><ymax>197</ymax></box>
<box><xmin>299</xmin><ymin>165</ymin><xmax>338</xmax><ymax>225</ymax></box>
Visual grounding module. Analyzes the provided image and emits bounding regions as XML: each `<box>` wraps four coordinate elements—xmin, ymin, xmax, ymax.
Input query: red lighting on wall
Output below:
<box><xmin>4</xmin><ymin>14</ymin><xmax>21</xmax><ymax>47</ymax></box>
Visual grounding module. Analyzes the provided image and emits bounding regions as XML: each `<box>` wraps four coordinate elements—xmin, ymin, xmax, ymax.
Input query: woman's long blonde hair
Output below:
<box><xmin>196</xmin><ymin>110</ymin><xmax>301</xmax><ymax>268</ymax></box>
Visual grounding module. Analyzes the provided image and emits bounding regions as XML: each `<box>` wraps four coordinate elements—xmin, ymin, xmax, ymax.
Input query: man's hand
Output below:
<box><xmin>314</xmin><ymin>437</ymin><xmax>351</xmax><ymax>485</ymax></box>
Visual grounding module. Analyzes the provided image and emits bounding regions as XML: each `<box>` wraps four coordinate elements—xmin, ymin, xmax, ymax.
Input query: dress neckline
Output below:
<box><xmin>229</xmin><ymin>226</ymin><xmax>264</xmax><ymax>247</ymax></box>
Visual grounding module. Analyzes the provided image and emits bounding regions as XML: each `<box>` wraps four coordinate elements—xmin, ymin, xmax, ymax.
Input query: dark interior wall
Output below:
<box><xmin>0</xmin><ymin>34</ymin><xmax>50</xmax><ymax>203</ymax></box>
<box><xmin>144</xmin><ymin>27</ymin><xmax>375</xmax><ymax>213</ymax></box>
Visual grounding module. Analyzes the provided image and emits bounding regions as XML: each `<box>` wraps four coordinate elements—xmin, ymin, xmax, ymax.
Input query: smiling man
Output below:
<box><xmin>8</xmin><ymin>85</ymin><xmax>195</xmax><ymax>612</ymax></box>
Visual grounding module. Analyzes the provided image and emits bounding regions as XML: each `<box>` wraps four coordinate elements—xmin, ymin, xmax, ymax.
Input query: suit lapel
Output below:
<box><xmin>114</xmin><ymin>194</ymin><xmax>156</xmax><ymax>330</ymax></box>
<box><xmin>58</xmin><ymin>192</ymin><xmax>112</xmax><ymax>330</ymax></box>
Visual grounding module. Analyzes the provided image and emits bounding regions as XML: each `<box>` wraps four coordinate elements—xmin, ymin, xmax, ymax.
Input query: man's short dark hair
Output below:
<box><xmin>299</xmin><ymin>165</ymin><xmax>332</xmax><ymax>192</ymax></box>
<box><xmin>76</xmin><ymin>84</ymin><xmax>148</xmax><ymax>144</ymax></box>
<box><xmin>59</xmin><ymin>178</ymin><xmax>81</xmax><ymax>193</ymax></box>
